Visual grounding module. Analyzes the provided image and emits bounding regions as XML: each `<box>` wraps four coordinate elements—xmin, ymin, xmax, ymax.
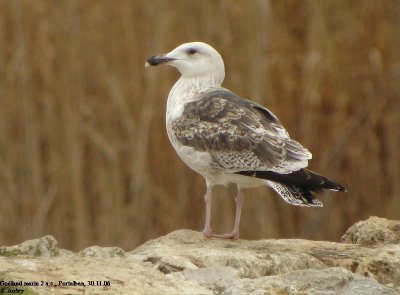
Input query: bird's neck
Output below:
<box><xmin>172</xmin><ymin>75</ymin><xmax>223</xmax><ymax>99</ymax></box>
<box><xmin>166</xmin><ymin>75</ymin><xmax>223</xmax><ymax>121</ymax></box>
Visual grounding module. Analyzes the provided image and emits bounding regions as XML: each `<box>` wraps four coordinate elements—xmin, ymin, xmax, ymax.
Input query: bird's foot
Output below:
<box><xmin>202</xmin><ymin>228</ymin><xmax>214</xmax><ymax>238</ymax></box>
<box><xmin>219</xmin><ymin>231</ymin><xmax>240</xmax><ymax>240</ymax></box>
<box><xmin>203</xmin><ymin>229</ymin><xmax>239</xmax><ymax>240</ymax></box>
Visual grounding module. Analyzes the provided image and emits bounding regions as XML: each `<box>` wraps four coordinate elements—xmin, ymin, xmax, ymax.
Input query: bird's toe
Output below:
<box><xmin>222</xmin><ymin>231</ymin><xmax>240</xmax><ymax>239</ymax></box>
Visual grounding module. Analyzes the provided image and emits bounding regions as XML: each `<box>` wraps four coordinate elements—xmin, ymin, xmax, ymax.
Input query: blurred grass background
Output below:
<box><xmin>0</xmin><ymin>0</ymin><xmax>399</xmax><ymax>251</ymax></box>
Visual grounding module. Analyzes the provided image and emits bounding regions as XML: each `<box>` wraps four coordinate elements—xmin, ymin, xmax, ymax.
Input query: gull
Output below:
<box><xmin>146</xmin><ymin>42</ymin><xmax>346</xmax><ymax>239</ymax></box>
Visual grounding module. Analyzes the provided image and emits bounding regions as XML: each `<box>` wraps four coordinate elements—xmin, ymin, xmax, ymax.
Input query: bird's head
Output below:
<box><xmin>146</xmin><ymin>42</ymin><xmax>225</xmax><ymax>83</ymax></box>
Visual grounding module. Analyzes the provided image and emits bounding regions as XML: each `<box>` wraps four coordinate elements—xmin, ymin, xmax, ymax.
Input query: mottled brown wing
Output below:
<box><xmin>171</xmin><ymin>89</ymin><xmax>311</xmax><ymax>173</ymax></box>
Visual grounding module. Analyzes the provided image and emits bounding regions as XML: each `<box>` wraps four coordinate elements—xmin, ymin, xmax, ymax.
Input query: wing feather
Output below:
<box><xmin>171</xmin><ymin>89</ymin><xmax>311</xmax><ymax>174</ymax></box>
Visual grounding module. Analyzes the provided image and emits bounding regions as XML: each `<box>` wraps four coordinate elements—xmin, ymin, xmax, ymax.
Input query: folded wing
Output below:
<box><xmin>171</xmin><ymin>89</ymin><xmax>312</xmax><ymax>174</ymax></box>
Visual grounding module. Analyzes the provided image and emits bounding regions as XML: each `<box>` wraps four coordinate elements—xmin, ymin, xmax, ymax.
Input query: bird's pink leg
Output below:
<box><xmin>202</xmin><ymin>186</ymin><xmax>214</xmax><ymax>237</ymax></box>
<box><xmin>204</xmin><ymin>188</ymin><xmax>244</xmax><ymax>240</ymax></box>
<box><xmin>229</xmin><ymin>189</ymin><xmax>244</xmax><ymax>238</ymax></box>
<box><xmin>219</xmin><ymin>189</ymin><xmax>243</xmax><ymax>239</ymax></box>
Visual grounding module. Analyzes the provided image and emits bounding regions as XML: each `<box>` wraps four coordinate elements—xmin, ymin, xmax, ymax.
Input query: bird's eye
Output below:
<box><xmin>187</xmin><ymin>48</ymin><xmax>197</xmax><ymax>55</ymax></box>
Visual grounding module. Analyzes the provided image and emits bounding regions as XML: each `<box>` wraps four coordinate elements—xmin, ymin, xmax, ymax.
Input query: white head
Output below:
<box><xmin>146</xmin><ymin>42</ymin><xmax>225</xmax><ymax>84</ymax></box>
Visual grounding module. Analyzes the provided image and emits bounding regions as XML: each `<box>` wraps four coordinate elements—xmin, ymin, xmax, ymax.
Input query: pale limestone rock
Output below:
<box><xmin>0</xmin><ymin>235</ymin><xmax>59</xmax><ymax>257</ymax></box>
<box><xmin>0</xmin><ymin>255</ymin><xmax>212</xmax><ymax>295</ymax></box>
<box><xmin>182</xmin><ymin>266</ymin><xmax>240</xmax><ymax>292</ymax></box>
<box><xmin>131</xmin><ymin>229</ymin><xmax>400</xmax><ymax>291</ymax></box>
<box><xmin>80</xmin><ymin>245</ymin><xmax>126</xmax><ymax>258</ymax></box>
<box><xmin>1</xmin><ymin>217</ymin><xmax>399</xmax><ymax>294</ymax></box>
<box><xmin>132</xmin><ymin>229</ymin><xmax>326</xmax><ymax>279</ymax></box>
<box><xmin>222</xmin><ymin>267</ymin><xmax>398</xmax><ymax>295</ymax></box>
<box><xmin>341</xmin><ymin>216</ymin><xmax>400</xmax><ymax>246</ymax></box>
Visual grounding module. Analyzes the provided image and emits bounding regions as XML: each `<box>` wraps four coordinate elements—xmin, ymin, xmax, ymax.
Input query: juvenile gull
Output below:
<box><xmin>146</xmin><ymin>42</ymin><xmax>346</xmax><ymax>239</ymax></box>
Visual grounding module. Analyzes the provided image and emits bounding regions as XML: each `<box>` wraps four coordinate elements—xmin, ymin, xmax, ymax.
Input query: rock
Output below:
<box><xmin>0</xmin><ymin>235</ymin><xmax>59</xmax><ymax>257</ymax></box>
<box><xmin>223</xmin><ymin>267</ymin><xmax>398</xmax><ymax>295</ymax></box>
<box><xmin>132</xmin><ymin>229</ymin><xmax>327</xmax><ymax>278</ymax></box>
<box><xmin>0</xmin><ymin>255</ymin><xmax>212</xmax><ymax>295</ymax></box>
<box><xmin>1</xmin><ymin>217</ymin><xmax>399</xmax><ymax>294</ymax></box>
<box><xmin>341</xmin><ymin>216</ymin><xmax>400</xmax><ymax>246</ymax></box>
<box><xmin>182</xmin><ymin>266</ymin><xmax>240</xmax><ymax>292</ymax></box>
<box><xmin>80</xmin><ymin>246</ymin><xmax>127</xmax><ymax>258</ymax></box>
<box><xmin>131</xmin><ymin>229</ymin><xmax>400</xmax><ymax>292</ymax></box>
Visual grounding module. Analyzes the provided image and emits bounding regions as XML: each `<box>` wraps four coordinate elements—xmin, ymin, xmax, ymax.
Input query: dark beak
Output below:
<box><xmin>145</xmin><ymin>55</ymin><xmax>176</xmax><ymax>67</ymax></box>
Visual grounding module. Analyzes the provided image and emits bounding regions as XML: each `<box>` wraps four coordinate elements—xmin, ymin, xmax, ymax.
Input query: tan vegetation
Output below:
<box><xmin>0</xmin><ymin>0</ymin><xmax>399</xmax><ymax>250</ymax></box>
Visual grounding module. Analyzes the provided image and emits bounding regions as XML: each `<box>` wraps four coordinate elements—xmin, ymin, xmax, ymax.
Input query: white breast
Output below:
<box><xmin>166</xmin><ymin>78</ymin><xmax>212</xmax><ymax>176</ymax></box>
